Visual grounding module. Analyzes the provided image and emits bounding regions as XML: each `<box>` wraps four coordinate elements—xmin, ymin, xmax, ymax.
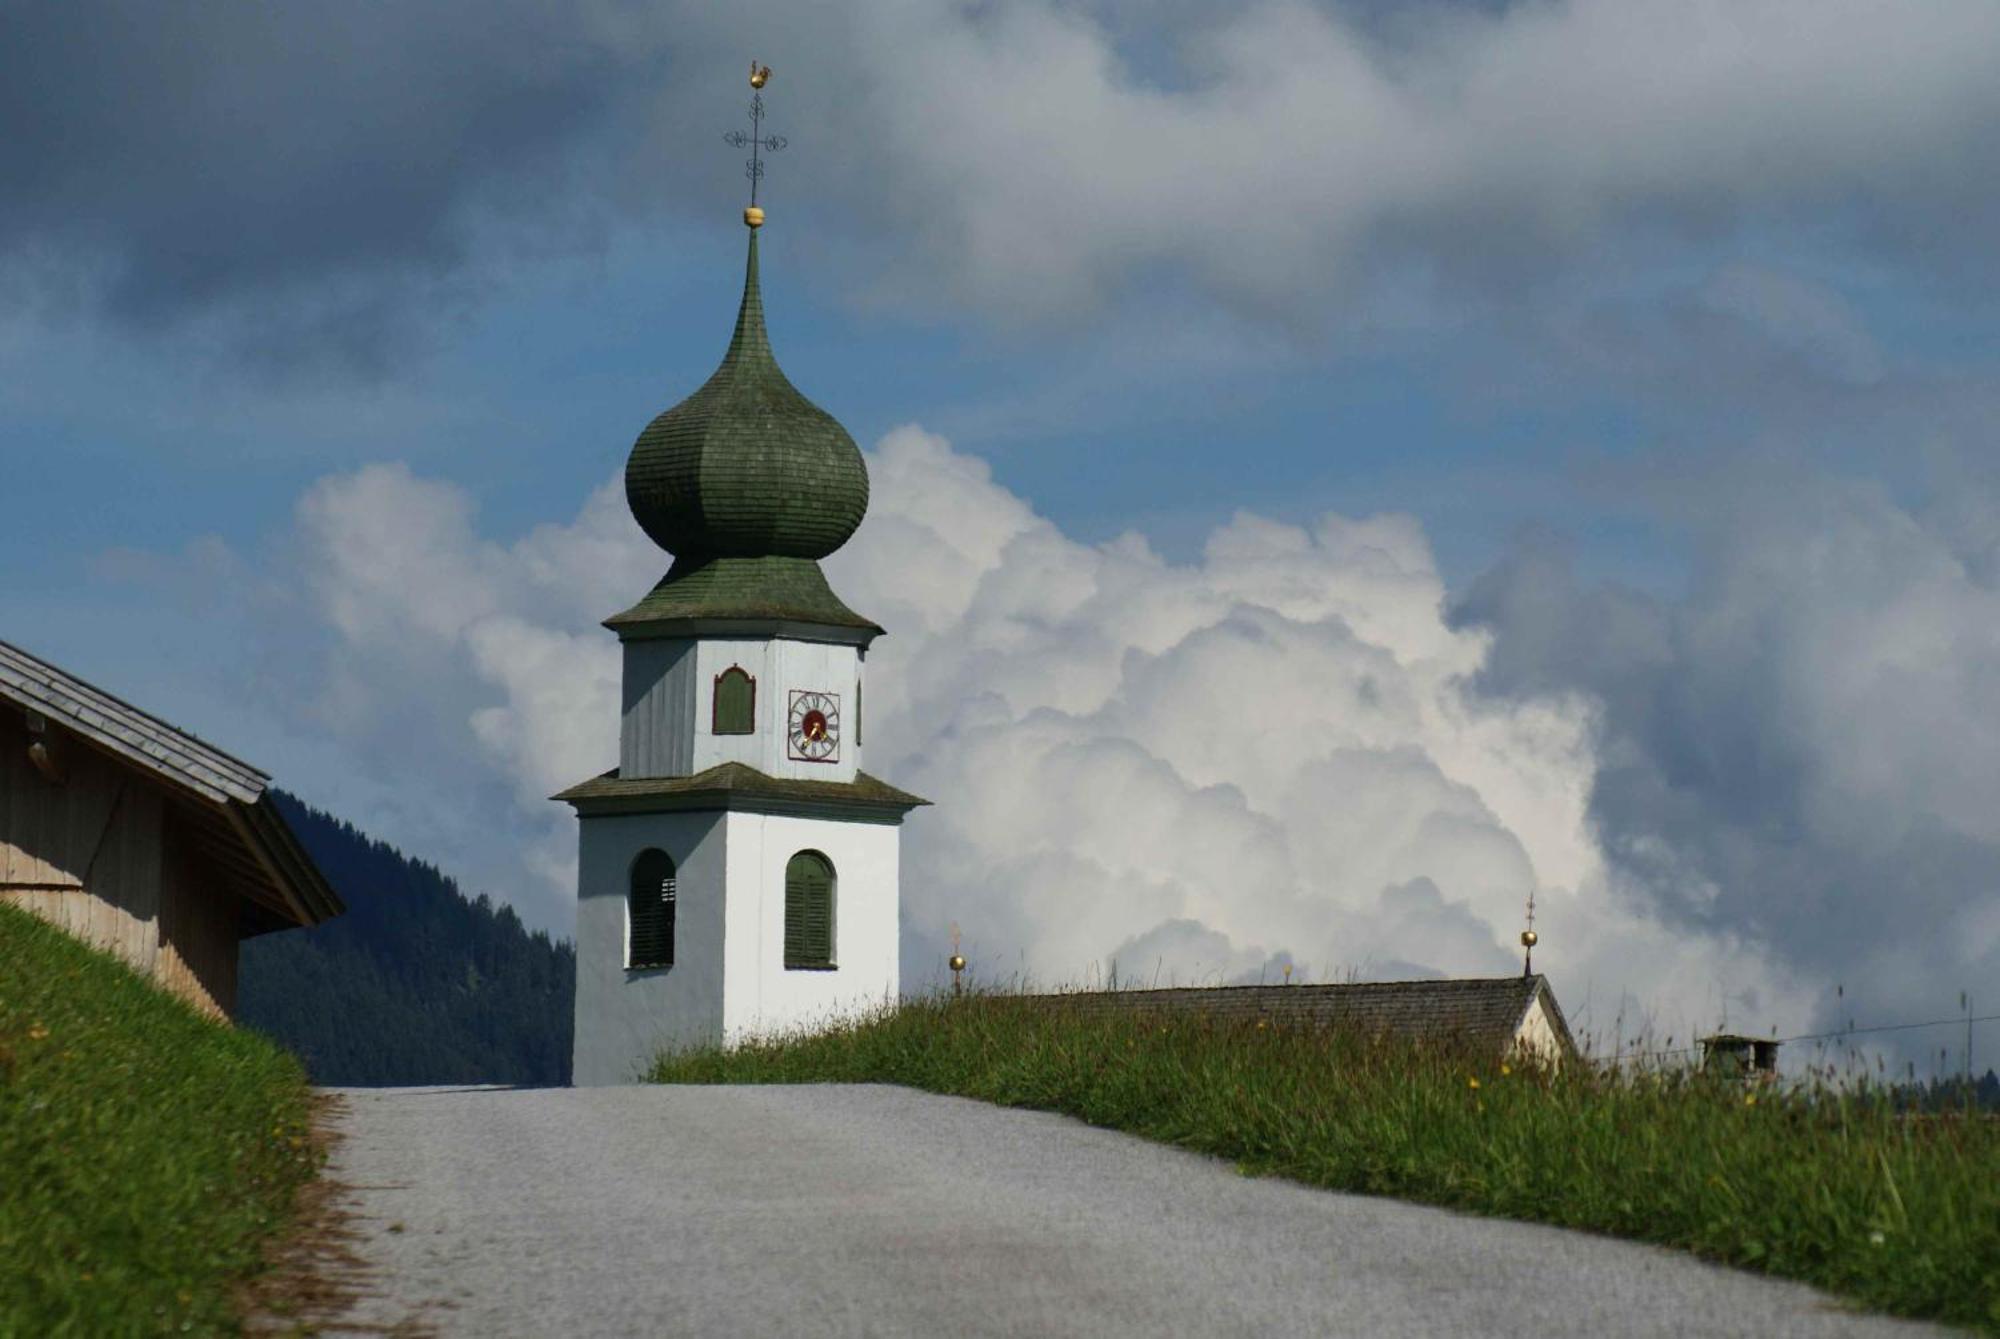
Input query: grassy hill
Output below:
<box><xmin>238</xmin><ymin>792</ymin><xmax>574</xmax><ymax>1086</ymax></box>
<box><xmin>0</xmin><ymin>902</ymin><xmax>317</xmax><ymax>1336</ymax></box>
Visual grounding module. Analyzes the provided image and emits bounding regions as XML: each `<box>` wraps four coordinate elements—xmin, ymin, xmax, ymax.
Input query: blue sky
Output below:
<box><xmin>5</xmin><ymin>1</ymin><xmax>1999</xmax><ymax>1073</ymax></box>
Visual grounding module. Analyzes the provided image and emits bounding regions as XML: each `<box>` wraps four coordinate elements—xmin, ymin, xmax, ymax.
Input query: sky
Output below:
<box><xmin>5</xmin><ymin>1</ymin><xmax>1999</xmax><ymax>1079</ymax></box>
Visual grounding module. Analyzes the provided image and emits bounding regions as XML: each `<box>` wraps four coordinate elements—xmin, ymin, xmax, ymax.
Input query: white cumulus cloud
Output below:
<box><xmin>279</xmin><ymin>425</ymin><xmax>1823</xmax><ymax>1057</ymax></box>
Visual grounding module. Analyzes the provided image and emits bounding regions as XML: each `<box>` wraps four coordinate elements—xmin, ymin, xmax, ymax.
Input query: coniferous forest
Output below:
<box><xmin>238</xmin><ymin>793</ymin><xmax>574</xmax><ymax>1086</ymax></box>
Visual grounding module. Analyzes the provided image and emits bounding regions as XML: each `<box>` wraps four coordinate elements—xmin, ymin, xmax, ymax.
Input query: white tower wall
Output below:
<box><xmin>570</xmin><ymin>803</ymin><xmax>902</xmax><ymax>1084</ymax></box>
<box><xmin>720</xmin><ymin>809</ymin><xmax>900</xmax><ymax>1044</ymax></box>
<box><xmin>572</xmin><ymin>809</ymin><xmax>728</xmax><ymax>1085</ymax></box>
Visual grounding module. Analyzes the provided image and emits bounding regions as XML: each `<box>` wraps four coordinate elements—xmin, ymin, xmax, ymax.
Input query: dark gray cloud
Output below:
<box><xmin>8</xmin><ymin>1</ymin><xmax>2000</xmax><ymax>377</ymax></box>
<box><xmin>0</xmin><ymin>3</ymin><xmax>648</xmax><ymax>371</ymax></box>
<box><xmin>1454</xmin><ymin>454</ymin><xmax>2000</xmax><ymax>1071</ymax></box>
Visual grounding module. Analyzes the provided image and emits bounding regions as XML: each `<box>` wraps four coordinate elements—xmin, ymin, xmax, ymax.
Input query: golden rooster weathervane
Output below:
<box><xmin>725</xmin><ymin>61</ymin><xmax>785</xmax><ymax>227</ymax></box>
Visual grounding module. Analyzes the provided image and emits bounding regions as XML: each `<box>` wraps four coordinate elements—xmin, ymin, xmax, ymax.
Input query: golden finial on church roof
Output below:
<box><xmin>1521</xmin><ymin>888</ymin><xmax>1539</xmax><ymax>978</ymax></box>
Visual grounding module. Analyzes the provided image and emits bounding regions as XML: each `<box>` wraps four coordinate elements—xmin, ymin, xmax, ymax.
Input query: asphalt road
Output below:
<box><xmin>318</xmin><ymin>1084</ymin><xmax>1961</xmax><ymax>1338</ymax></box>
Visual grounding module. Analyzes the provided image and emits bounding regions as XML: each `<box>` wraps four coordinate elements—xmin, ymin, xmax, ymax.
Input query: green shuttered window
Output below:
<box><xmin>628</xmin><ymin>848</ymin><xmax>677</xmax><ymax>969</ymax></box>
<box><xmin>783</xmin><ymin>850</ymin><xmax>835</xmax><ymax>970</ymax></box>
<box><xmin>713</xmin><ymin>666</ymin><xmax>755</xmax><ymax>735</ymax></box>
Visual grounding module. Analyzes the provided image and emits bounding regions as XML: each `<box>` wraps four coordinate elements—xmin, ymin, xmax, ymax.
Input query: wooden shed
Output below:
<box><xmin>0</xmin><ymin>639</ymin><xmax>342</xmax><ymax>1019</ymax></box>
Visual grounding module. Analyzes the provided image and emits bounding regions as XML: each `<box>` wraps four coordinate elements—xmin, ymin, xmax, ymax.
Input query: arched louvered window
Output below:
<box><xmin>628</xmin><ymin>848</ymin><xmax>677</xmax><ymax>969</ymax></box>
<box><xmin>783</xmin><ymin>850</ymin><xmax>835</xmax><ymax>970</ymax></box>
<box><xmin>713</xmin><ymin>666</ymin><xmax>755</xmax><ymax>735</ymax></box>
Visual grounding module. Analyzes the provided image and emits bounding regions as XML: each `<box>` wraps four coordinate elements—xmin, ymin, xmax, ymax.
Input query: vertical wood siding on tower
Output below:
<box><xmin>620</xmin><ymin>640</ymin><xmax>698</xmax><ymax>779</ymax></box>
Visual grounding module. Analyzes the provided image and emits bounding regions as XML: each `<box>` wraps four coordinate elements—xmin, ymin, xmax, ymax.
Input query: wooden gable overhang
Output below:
<box><xmin>0</xmin><ymin>639</ymin><xmax>342</xmax><ymax>934</ymax></box>
<box><xmin>1518</xmin><ymin>974</ymin><xmax>1580</xmax><ymax>1062</ymax></box>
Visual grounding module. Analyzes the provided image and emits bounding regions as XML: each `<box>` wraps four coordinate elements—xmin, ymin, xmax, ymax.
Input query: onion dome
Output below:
<box><xmin>624</xmin><ymin>231</ymin><xmax>868</xmax><ymax>560</ymax></box>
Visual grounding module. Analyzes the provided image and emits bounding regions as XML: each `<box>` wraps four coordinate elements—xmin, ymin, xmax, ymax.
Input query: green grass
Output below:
<box><xmin>0</xmin><ymin>903</ymin><xmax>320</xmax><ymax>1336</ymax></box>
<box><xmin>650</xmin><ymin>989</ymin><xmax>2000</xmax><ymax>1334</ymax></box>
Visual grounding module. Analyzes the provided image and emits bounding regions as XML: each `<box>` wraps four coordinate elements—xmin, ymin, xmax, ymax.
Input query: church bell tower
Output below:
<box><xmin>557</xmin><ymin>76</ymin><xmax>926</xmax><ymax>1083</ymax></box>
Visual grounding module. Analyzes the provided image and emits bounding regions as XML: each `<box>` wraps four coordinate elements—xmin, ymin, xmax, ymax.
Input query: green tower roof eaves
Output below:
<box><xmin>605</xmin><ymin>554</ymin><xmax>883</xmax><ymax>641</ymax></box>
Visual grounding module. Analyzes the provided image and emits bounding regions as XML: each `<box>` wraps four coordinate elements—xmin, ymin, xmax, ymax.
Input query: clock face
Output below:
<box><xmin>787</xmin><ymin>689</ymin><xmax>840</xmax><ymax>763</ymax></box>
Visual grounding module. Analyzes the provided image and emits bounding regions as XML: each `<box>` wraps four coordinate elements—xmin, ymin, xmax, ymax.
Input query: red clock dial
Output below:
<box><xmin>787</xmin><ymin>690</ymin><xmax>840</xmax><ymax>762</ymax></box>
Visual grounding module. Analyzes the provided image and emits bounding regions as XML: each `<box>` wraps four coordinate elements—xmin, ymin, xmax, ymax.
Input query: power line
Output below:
<box><xmin>1604</xmin><ymin>1010</ymin><xmax>2000</xmax><ymax>1064</ymax></box>
<box><xmin>1784</xmin><ymin>1011</ymin><xmax>2000</xmax><ymax>1046</ymax></box>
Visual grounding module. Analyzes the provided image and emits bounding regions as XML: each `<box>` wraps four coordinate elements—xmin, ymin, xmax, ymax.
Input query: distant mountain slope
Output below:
<box><xmin>238</xmin><ymin>793</ymin><xmax>573</xmax><ymax>1086</ymax></box>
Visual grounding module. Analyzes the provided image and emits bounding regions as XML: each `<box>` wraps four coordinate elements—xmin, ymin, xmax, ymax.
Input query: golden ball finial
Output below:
<box><xmin>949</xmin><ymin>954</ymin><xmax>966</xmax><ymax>973</ymax></box>
<box><xmin>749</xmin><ymin>62</ymin><xmax>771</xmax><ymax>89</ymax></box>
<box><xmin>1520</xmin><ymin>929</ymin><xmax>1539</xmax><ymax>949</ymax></box>
<box><xmin>743</xmin><ymin>205</ymin><xmax>765</xmax><ymax>228</ymax></box>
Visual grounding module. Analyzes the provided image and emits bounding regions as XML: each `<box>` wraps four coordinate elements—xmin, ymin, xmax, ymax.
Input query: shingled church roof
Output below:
<box><xmin>1038</xmin><ymin>975</ymin><xmax>1578</xmax><ymax>1061</ymax></box>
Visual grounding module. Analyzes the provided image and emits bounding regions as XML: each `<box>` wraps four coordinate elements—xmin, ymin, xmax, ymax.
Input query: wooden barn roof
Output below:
<box><xmin>0</xmin><ymin>639</ymin><xmax>342</xmax><ymax>930</ymax></box>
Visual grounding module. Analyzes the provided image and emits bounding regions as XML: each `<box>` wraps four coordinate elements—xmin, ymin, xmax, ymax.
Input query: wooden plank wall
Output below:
<box><xmin>157</xmin><ymin>833</ymin><xmax>237</xmax><ymax>1020</ymax></box>
<box><xmin>1</xmin><ymin>711</ymin><xmax>174</xmax><ymax>1000</ymax></box>
<box><xmin>1</xmin><ymin>710</ymin><xmax>117</xmax><ymax>888</ymax></box>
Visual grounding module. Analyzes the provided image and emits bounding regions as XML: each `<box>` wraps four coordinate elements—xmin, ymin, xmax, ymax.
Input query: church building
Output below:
<box><xmin>557</xmin><ymin>202</ymin><xmax>926</xmax><ymax>1084</ymax></box>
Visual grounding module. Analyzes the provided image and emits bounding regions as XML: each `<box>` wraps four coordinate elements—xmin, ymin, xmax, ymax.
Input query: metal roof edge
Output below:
<box><xmin>0</xmin><ymin>639</ymin><xmax>267</xmax><ymax>804</ymax></box>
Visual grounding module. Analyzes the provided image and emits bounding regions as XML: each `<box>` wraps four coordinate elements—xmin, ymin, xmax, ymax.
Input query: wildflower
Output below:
<box><xmin>1499</xmin><ymin>1063</ymin><xmax>1511</xmax><ymax>1077</ymax></box>
<box><xmin>26</xmin><ymin>1022</ymin><xmax>48</xmax><ymax>1041</ymax></box>
<box><xmin>1256</xmin><ymin>1020</ymin><xmax>1269</xmax><ymax>1030</ymax></box>
<box><xmin>1744</xmin><ymin>1092</ymin><xmax>1757</xmax><ymax>1106</ymax></box>
<box><xmin>1869</xmin><ymin>1231</ymin><xmax>1886</xmax><ymax>1246</ymax></box>
<box><xmin>1468</xmin><ymin>1077</ymin><xmax>1481</xmax><ymax>1090</ymax></box>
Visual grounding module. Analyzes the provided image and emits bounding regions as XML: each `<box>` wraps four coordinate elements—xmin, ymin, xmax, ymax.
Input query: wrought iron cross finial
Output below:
<box><xmin>723</xmin><ymin>62</ymin><xmax>786</xmax><ymax>218</ymax></box>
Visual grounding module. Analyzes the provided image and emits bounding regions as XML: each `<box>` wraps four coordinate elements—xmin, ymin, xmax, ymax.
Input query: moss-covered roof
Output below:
<box><xmin>605</xmin><ymin>554</ymin><xmax>882</xmax><ymax>639</ymax></box>
<box><xmin>553</xmin><ymin>761</ymin><xmax>928</xmax><ymax>822</ymax></box>
<box><xmin>624</xmin><ymin>230</ymin><xmax>869</xmax><ymax>562</ymax></box>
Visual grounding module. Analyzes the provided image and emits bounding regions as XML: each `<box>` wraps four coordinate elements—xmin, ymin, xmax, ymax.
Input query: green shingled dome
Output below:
<box><xmin>626</xmin><ymin>232</ymin><xmax>869</xmax><ymax>559</ymax></box>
